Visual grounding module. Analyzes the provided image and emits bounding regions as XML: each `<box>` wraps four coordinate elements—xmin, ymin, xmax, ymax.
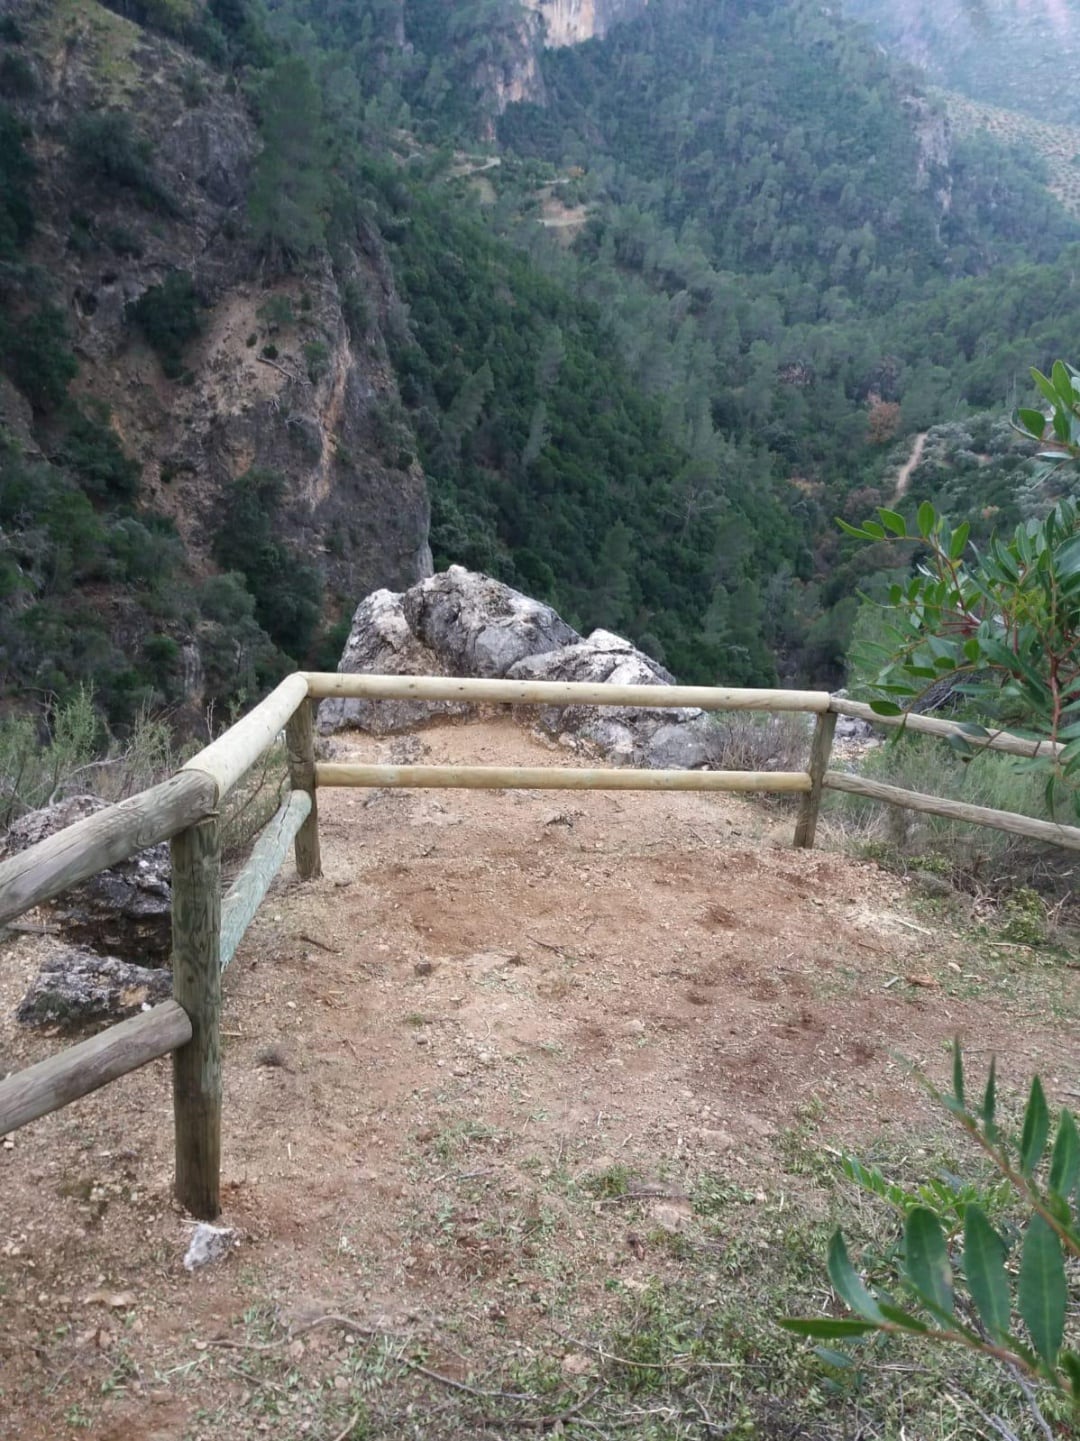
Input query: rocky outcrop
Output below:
<box><xmin>528</xmin><ymin>0</ymin><xmax>653</xmax><ymax>48</ymax></box>
<box><xmin>320</xmin><ymin>566</ymin><xmax>727</xmax><ymax>768</ymax></box>
<box><xmin>3</xmin><ymin>797</ymin><xmax>172</xmax><ymax>965</ymax></box>
<box><xmin>5</xmin><ymin>0</ymin><xmax>431</xmax><ymax>706</ymax></box>
<box><xmin>505</xmin><ymin>629</ymin><xmax>722</xmax><ymax>766</ymax></box>
<box><xmin>16</xmin><ymin>948</ymin><xmax>172</xmax><ymax>1031</ymax></box>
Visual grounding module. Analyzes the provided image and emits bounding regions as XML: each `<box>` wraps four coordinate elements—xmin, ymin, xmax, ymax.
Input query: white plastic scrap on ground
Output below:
<box><xmin>183</xmin><ymin>1222</ymin><xmax>239</xmax><ymax>1271</ymax></box>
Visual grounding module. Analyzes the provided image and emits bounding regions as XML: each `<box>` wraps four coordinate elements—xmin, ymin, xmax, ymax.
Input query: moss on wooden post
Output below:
<box><xmin>171</xmin><ymin>815</ymin><xmax>223</xmax><ymax>1219</ymax></box>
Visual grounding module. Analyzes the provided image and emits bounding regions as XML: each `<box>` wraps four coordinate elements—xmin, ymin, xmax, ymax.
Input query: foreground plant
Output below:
<box><xmin>840</xmin><ymin>362</ymin><xmax>1080</xmax><ymax>814</ymax></box>
<box><xmin>782</xmin><ymin>1045</ymin><xmax>1080</xmax><ymax>1427</ymax></box>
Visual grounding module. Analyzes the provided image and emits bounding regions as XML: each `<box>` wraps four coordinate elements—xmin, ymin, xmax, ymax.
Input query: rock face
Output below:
<box><xmin>4</xmin><ymin>0</ymin><xmax>431</xmax><ymax>708</ymax></box>
<box><xmin>529</xmin><ymin>0</ymin><xmax>653</xmax><ymax>48</ymax></box>
<box><xmin>3</xmin><ymin>797</ymin><xmax>172</xmax><ymax>965</ymax></box>
<box><xmin>320</xmin><ymin>566</ymin><xmax>727</xmax><ymax>768</ymax></box>
<box><xmin>16</xmin><ymin>948</ymin><xmax>172</xmax><ymax>1031</ymax></box>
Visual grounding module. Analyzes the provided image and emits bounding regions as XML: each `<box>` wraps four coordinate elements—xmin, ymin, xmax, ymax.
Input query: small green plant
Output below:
<box><xmin>127</xmin><ymin>271</ymin><xmax>202</xmax><ymax>378</ymax></box>
<box><xmin>178</xmin><ymin>66</ymin><xmax>208</xmax><ymax>107</ymax></box>
<box><xmin>303</xmin><ymin>339</ymin><xmax>330</xmax><ymax>383</ymax></box>
<box><xmin>783</xmin><ymin>1044</ymin><xmax>1080</xmax><ymax>1426</ymax></box>
<box><xmin>256</xmin><ymin>293</ymin><xmax>295</xmax><ymax>332</ymax></box>
<box><xmin>105</xmin><ymin>224</ymin><xmax>143</xmax><ymax>258</ymax></box>
<box><xmin>1000</xmin><ymin>887</ymin><xmax>1050</xmax><ymax>946</ymax></box>
<box><xmin>584</xmin><ymin>1163</ymin><xmax>631</xmax><ymax>1199</ymax></box>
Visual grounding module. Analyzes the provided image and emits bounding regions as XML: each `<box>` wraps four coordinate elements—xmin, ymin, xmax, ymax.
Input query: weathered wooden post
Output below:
<box><xmin>793</xmin><ymin>710</ymin><xmax>837</xmax><ymax>849</ymax></box>
<box><xmin>171</xmin><ymin>816</ymin><xmax>223</xmax><ymax>1219</ymax></box>
<box><xmin>285</xmin><ymin>698</ymin><xmax>321</xmax><ymax>880</ymax></box>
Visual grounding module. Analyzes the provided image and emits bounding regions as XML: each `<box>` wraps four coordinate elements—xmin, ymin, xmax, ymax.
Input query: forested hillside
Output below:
<box><xmin>842</xmin><ymin>0</ymin><xmax>1080</xmax><ymax>127</ymax></box>
<box><xmin>3</xmin><ymin>0</ymin><xmax>1080</xmax><ymax>730</ymax></box>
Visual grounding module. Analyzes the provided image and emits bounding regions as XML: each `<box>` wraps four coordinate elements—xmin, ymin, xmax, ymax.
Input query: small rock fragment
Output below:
<box><xmin>183</xmin><ymin>1223</ymin><xmax>238</xmax><ymax>1272</ymax></box>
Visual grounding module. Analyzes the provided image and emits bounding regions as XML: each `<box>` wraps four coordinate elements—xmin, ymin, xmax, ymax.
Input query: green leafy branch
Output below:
<box><xmin>782</xmin><ymin>1045</ymin><xmax>1080</xmax><ymax>1423</ymax></box>
<box><xmin>1015</xmin><ymin>361</ymin><xmax>1080</xmax><ymax>475</ymax></box>
<box><xmin>837</xmin><ymin>366</ymin><xmax>1080</xmax><ymax>808</ymax></box>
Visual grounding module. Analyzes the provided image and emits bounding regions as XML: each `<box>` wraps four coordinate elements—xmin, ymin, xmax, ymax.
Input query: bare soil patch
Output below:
<box><xmin>2</xmin><ymin>719</ymin><xmax>1077</xmax><ymax>1439</ymax></box>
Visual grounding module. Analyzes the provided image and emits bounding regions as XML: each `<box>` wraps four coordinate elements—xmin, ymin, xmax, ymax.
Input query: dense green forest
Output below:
<box><xmin>266</xmin><ymin>0</ymin><xmax>1080</xmax><ymax>684</ymax></box>
<box><xmin>4</xmin><ymin>0</ymin><xmax>1080</xmax><ymax>723</ymax></box>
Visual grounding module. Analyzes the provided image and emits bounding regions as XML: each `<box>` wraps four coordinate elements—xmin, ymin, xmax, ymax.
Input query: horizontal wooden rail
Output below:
<box><xmin>0</xmin><ymin>1000</ymin><xmax>191</xmax><ymax>1137</ymax></box>
<box><xmin>220</xmin><ymin>790</ymin><xmax>312</xmax><ymax>972</ymax></box>
<box><xmin>184</xmin><ymin>673</ymin><xmax>309</xmax><ymax>802</ymax></box>
<box><xmin>823</xmin><ymin>772</ymin><xmax>1080</xmax><ymax>850</ymax></box>
<box><xmin>0</xmin><ymin>770</ymin><xmax>216</xmax><ymax>927</ymax></box>
<box><xmin>303</xmin><ymin>672</ymin><xmax>832</xmax><ymax>713</ymax></box>
<box><xmin>829</xmin><ymin>698</ymin><xmax>1062</xmax><ymax>760</ymax></box>
<box><xmin>317</xmin><ymin>763</ymin><xmax>813</xmax><ymax>793</ymax></box>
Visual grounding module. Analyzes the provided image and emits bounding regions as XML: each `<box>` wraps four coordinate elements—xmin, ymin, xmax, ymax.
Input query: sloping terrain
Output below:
<box><xmin>1</xmin><ymin>719</ymin><xmax>1077</xmax><ymax>1439</ymax></box>
<box><xmin>945</xmin><ymin>90</ymin><xmax>1080</xmax><ymax>214</ymax></box>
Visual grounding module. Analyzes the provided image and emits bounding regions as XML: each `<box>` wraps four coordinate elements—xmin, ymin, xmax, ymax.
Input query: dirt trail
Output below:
<box><xmin>892</xmin><ymin>429</ymin><xmax>928</xmax><ymax>502</ymax></box>
<box><xmin>1</xmin><ymin>717</ymin><xmax>1077</xmax><ymax>1439</ymax></box>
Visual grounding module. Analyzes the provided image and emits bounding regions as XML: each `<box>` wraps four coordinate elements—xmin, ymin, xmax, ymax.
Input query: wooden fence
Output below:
<box><xmin>1</xmin><ymin>672</ymin><xmax>1077</xmax><ymax>1219</ymax></box>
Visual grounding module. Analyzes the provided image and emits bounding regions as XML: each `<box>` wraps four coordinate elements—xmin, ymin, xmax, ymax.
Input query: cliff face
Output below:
<box><xmin>4</xmin><ymin>0</ymin><xmax>429</xmax><ymax>708</ymax></box>
<box><xmin>529</xmin><ymin>0</ymin><xmax>652</xmax><ymax>48</ymax></box>
<box><xmin>478</xmin><ymin>0</ymin><xmax>655</xmax><ymax>114</ymax></box>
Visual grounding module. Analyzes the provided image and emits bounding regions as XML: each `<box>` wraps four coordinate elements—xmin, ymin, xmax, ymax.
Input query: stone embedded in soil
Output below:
<box><xmin>183</xmin><ymin>1223</ymin><xmax>239</xmax><ymax>1272</ymax></box>
<box><xmin>3</xmin><ymin>796</ymin><xmax>172</xmax><ymax>964</ymax></box>
<box><xmin>15</xmin><ymin>946</ymin><xmax>172</xmax><ymax>1030</ymax></box>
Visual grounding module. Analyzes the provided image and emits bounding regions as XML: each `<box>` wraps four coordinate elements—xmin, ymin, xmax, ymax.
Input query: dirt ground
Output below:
<box><xmin>1</xmin><ymin>718</ymin><xmax>1078</xmax><ymax>1441</ymax></box>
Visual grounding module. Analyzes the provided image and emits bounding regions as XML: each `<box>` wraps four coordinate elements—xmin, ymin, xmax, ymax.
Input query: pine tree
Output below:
<box><xmin>248</xmin><ymin>58</ymin><xmax>329</xmax><ymax>269</ymax></box>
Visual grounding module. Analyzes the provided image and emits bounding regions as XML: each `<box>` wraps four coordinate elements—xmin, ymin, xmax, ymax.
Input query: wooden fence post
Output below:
<box><xmin>793</xmin><ymin>711</ymin><xmax>837</xmax><ymax>849</ymax></box>
<box><xmin>171</xmin><ymin>816</ymin><xmax>223</xmax><ymax>1219</ymax></box>
<box><xmin>285</xmin><ymin>699</ymin><xmax>321</xmax><ymax>880</ymax></box>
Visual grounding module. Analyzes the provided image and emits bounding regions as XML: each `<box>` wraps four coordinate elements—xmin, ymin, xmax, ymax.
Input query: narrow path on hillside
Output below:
<box><xmin>892</xmin><ymin>430</ymin><xmax>928</xmax><ymax>502</ymax></box>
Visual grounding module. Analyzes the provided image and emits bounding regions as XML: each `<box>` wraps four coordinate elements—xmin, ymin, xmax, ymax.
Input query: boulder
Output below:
<box><xmin>834</xmin><ymin>715</ymin><xmax>874</xmax><ymax>740</ymax></box>
<box><xmin>3</xmin><ymin>797</ymin><xmax>172</xmax><ymax>964</ymax></box>
<box><xmin>507</xmin><ymin>629</ymin><xmax>722</xmax><ymax>767</ymax></box>
<box><xmin>320</xmin><ymin>567</ymin><xmax>726</xmax><ymax>768</ymax></box>
<box><xmin>16</xmin><ymin>947</ymin><xmax>172</xmax><ymax>1031</ymax></box>
<box><xmin>316</xmin><ymin>587</ymin><xmax>470</xmax><ymax>736</ymax></box>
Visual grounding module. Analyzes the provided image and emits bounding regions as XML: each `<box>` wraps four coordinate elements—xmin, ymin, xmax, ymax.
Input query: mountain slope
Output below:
<box><xmin>842</xmin><ymin>0</ymin><xmax>1080</xmax><ymax>128</ymax></box>
<box><xmin>5</xmin><ymin>0</ymin><xmax>1080</xmax><ymax>725</ymax></box>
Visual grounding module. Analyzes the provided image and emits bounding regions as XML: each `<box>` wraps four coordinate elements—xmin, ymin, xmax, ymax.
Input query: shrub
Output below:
<box><xmin>303</xmin><ymin>339</ymin><xmax>330</xmax><ymax>383</ymax></box>
<box><xmin>0</xmin><ymin>688</ymin><xmax>100</xmax><ymax>827</ymax></box>
<box><xmin>68</xmin><ymin>112</ymin><xmax>177</xmax><ymax>214</ymax></box>
<box><xmin>0</xmin><ymin>52</ymin><xmax>37</xmax><ymax>99</ymax></box>
<box><xmin>195</xmin><ymin>572</ymin><xmax>283</xmax><ymax>707</ymax></box>
<box><xmin>827</xmin><ymin>731</ymin><xmax>1071</xmax><ymax>900</ymax></box>
<box><xmin>709</xmin><ymin>711</ymin><xmax>811</xmax><ymax>774</ymax></box>
<box><xmin>57</xmin><ymin>406</ymin><xmax>141</xmax><ymax>502</ymax></box>
<box><xmin>105</xmin><ymin>225</ymin><xmax>143</xmax><ymax>258</ymax></box>
<box><xmin>179</xmin><ymin>66</ymin><xmax>208</xmax><ymax>107</ymax></box>
<box><xmin>127</xmin><ymin>271</ymin><xmax>202</xmax><ymax>378</ymax></box>
<box><xmin>1</xmin><ymin>304</ymin><xmax>78</xmax><ymax>411</ymax></box>
<box><xmin>256</xmin><ymin>294</ymin><xmax>295</xmax><ymax>331</ymax></box>
<box><xmin>341</xmin><ymin>277</ymin><xmax>370</xmax><ymax>338</ymax></box>
<box><xmin>0</xmin><ymin>104</ymin><xmax>35</xmax><ymax>257</ymax></box>
<box><xmin>0</xmin><ymin>688</ymin><xmax>190</xmax><ymax>832</ymax></box>
<box><xmin>212</xmin><ymin>469</ymin><xmax>323</xmax><ymax>660</ymax></box>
